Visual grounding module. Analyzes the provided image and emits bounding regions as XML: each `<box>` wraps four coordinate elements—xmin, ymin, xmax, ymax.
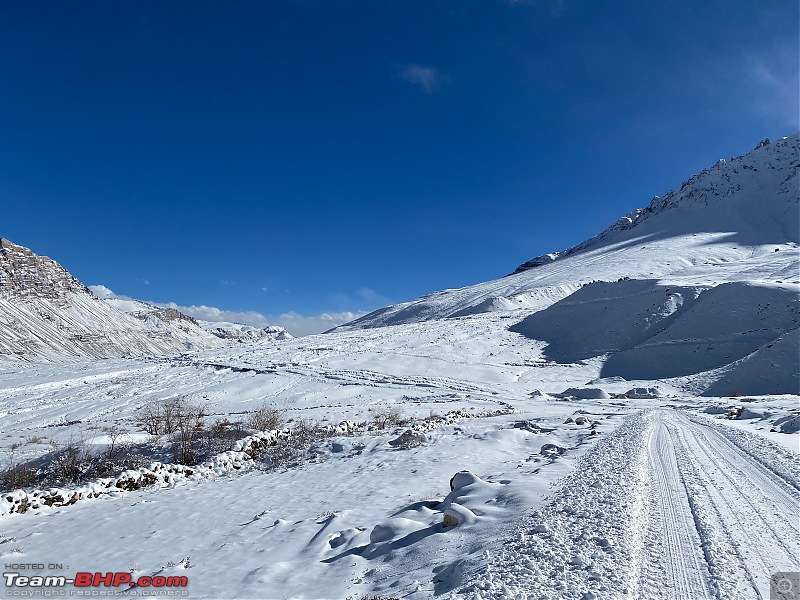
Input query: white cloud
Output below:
<box><xmin>88</xmin><ymin>284</ymin><xmax>368</xmax><ymax>337</ymax></box>
<box><xmin>88</xmin><ymin>284</ymin><xmax>116</xmax><ymax>299</ymax></box>
<box><xmin>269</xmin><ymin>311</ymin><xmax>369</xmax><ymax>337</ymax></box>
<box><xmin>743</xmin><ymin>52</ymin><xmax>798</xmax><ymax>128</ymax></box>
<box><xmin>400</xmin><ymin>64</ymin><xmax>449</xmax><ymax>94</ymax></box>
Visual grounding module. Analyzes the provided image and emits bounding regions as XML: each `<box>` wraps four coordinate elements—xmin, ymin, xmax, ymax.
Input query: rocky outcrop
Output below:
<box><xmin>0</xmin><ymin>238</ymin><xmax>89</xmax><ymax>301</ymax></box>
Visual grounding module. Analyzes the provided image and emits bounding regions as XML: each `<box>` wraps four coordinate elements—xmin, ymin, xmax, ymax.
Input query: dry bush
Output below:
<box><xmin>136</xmin><ymin>398</ymin><xmax>196</xmax><ymax>436</ymax></box>
<box><xmin>55</xmin><ymin>435</ymin><xmax>92</xmax><ymax>482</ymax></box>
<box><xmin>2</xmin><ymin>464</ymin><xmax>38</xmax><ymax>489</ymax></box>
<box><xmin>135</xmin><ymin>398</ymin><xmax>210</xmax><ymax>465</ymax></box>
<box><xmin>257</xmin><ymin>419</ymin><xmax>340</xmax><ymax>472</ymax></box>
<box><xmin>136</xmin><ymin>401</ymin><xmax>167</xmax><ymax>436</ymax></box>
<box><xmin>171</xmin><ymin>403</ymin><xmax>208</xmax><ymax>465</ymax></box>
<box><xmin>247</xmin><ymin>405</ymin><xmax>284</xmax><ymax>431</ymax></box>
<box><xmin>202</xmin><ymin>418</ymin><xmax>248</xmax><ymax>457</ymax></box>
<box><xmin>369</xmin><ymin>407</ymin><xmax>407</xmax><ymax>429</ymax></box>
<box><xmin>209</xmin><ymin>418</ymin><xmax>247</xmax><ymax>441</ymax></box>
<box><xmin>1</xmin><ymin>446</ymin><xmax>38</xmax><ymax>490</ymax></box>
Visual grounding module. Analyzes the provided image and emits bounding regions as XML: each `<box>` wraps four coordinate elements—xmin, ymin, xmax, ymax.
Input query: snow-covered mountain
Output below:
<box><xmin>196</xmin><ymin>320</ymin><xmax>292</xmax><ymax>343</ymax></box>
<box><xmin>336</xmin><ymin>135</ymin><xmax>799</xmax><ymax>395</ymax></box>
<box><xmin>90</xmin><ymin>289</ymin><xmax>292</xmax><ymax>344</ymax></box>
<box><xmin>0</xmin><ymin>238</ymin><xmax>232</xmax><ymax>362</ymax></box>
<box><xmin>340</xmin><ymin>135</ymin><xmax>798</xmax><ymax>329</ymax></box>
<box><xmin>0</xmin><ymin>137</ymin><xmax>798</xmax><ymax>600</ymax></box>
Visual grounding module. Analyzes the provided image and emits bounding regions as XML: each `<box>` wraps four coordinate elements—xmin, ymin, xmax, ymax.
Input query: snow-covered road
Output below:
<box><xmin>651</xmin><ymin>410</ymin><xmax>800</xmax><ymax>600</ymax></box>
<box><xmin>459</xmin><ymin>409</ymin><xmax>800</xmax><ymax>600</ymax></box>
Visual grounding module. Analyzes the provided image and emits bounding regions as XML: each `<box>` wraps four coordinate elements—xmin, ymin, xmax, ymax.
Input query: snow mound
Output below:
<box><xmin>369</xmin><ymin>518</ymin><xmax>426</xmax><ymax>544</ymax></box>
<box><xmin>540</xmin><ymin>443</ymin><xmax>567</xmax><ymax>457</ymax></box>
<box><xmin>388</xmin><ymin>429</ymin><xmax>428</xmax><ymax>448</ymax></box>
<box><xmin>441</xmin><ymin>471</ymin><xmax>507</xmax><ymax>527</ymax></box>
<box><xmin>622</xmin><ymin>386</ymin><xmax>666</xmax><ymax>399</ymax></box>
<box><xmin>773</xmin><ymin>414</ymin><xmax>800</xmax><ymax>434</ymax></box>
<box><xmin>702</xmin><ymin>327</ymin><xmax>800</xmax><ymax>396</ymax></box>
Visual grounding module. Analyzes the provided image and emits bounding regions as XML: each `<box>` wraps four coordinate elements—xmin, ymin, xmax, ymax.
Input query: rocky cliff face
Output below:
<box><xmin>0</xmin><ymin>238</ymin><xmax>89</xmax><ymax>300</ymax></box>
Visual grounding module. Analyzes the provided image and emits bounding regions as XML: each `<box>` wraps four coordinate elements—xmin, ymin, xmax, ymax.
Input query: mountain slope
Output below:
<box><xmin>0</xmin><ymin>238</ymin><xmax>230</xmax><ymax>362</ymax></box>
<box><xmin>337</xmin><ymin>135</ymin><xmax>799</xmax><ymax>331</ymax></box>
<box><xmin>334</xmin><ymin>135</ymin><xmax>799</xmax><ymax>394</ymax></box>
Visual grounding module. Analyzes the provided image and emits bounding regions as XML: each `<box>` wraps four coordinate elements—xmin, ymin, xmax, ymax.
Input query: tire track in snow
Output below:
<box><xmin>453</xmin><ymin>408</ymin><xmax>799</xmax><ymax>600</ymax></box>
<box><xmin>665</xmin><ymin>410</ymin><xmax>800</xmax><ymax>599</ymax></box>
<box><xmin>637</xmin><ymin>410</ymin><xmax>714</xmax><ymax>599</ymax></box>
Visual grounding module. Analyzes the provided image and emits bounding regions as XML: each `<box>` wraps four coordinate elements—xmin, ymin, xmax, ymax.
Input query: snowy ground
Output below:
<box><xmin>0</xmin><ymin>310</ymin><xmax>797</xmax><ymax>599</ymax></box>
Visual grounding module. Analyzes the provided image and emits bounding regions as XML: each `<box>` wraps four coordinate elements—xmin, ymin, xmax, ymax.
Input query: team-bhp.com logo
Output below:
<box><xmin>4</xmin><ymin>570</ymin><xmax>188</xmax><ymax>596</ymax></box>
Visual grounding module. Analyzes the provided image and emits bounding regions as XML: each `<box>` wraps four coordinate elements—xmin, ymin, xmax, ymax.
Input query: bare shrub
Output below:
<box><xmin>209</xmin><ymin>418</ymin><xmax>247</xmax><ymax>441</ymax></box>
<box><xmin>369</xmin><ymin>407</ymin><xmax>407</xmax><ymax>430</ymax></box>
<box><xmin>103</xmin><ymin>425</ymin><xmax>125</xmax><ymax>461</ymax></box>
<box><xmin>1</xmin><ymin>446</ymin><xmax>38</xmax><ymax>490</ymax></box>
<box><xmin>135</xmin><ymin>398</ymin><xmax>213</xmax><ymax>465</ymax></box>
<box><xmin>171</xmin><ymin>402</ymin><xmax>208</xmax><ymax>465</ymax></box>
<box><xmin>201</xmin><ymin>418</ymin><xmax>248</xmax><ymax>457</ymax></box>
<box><xmin>136</xmin><ymin>397</ymin><xmax>204</xmax><ymax>438</ymax></box>
<box><xmin>1</xmin><ymin>464</ymin><xmax>38</xmax><ymax>489</ymax></box>
<box><xmin>55</xmin><ymin>436</ymin><xmax>91</xmax><ymax>482</ymax></box>
<box><xmin>247</xmin><ymin>405</ymin><xmax>284</xmax><ymax>431</ymax></box>
<box><xmin>257</xmin><ymin>419</ymin><xmax>340</xmax><ymax>472</ymax></box>
<box><xmin>136</xmin><ymin>401</ymin><xmax>167</xmax><ymax>436</ymax></box>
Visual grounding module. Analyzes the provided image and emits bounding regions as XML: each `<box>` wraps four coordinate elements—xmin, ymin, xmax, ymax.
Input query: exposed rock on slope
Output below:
<box><xmin>0</xmin><ymin>238</ymin><xmax>89</xmax><ymax>299</ymax></box>
<box><xmin>92</xmin><ymin>290</ymin><xmax>292</xmax><ymax>344</ymax></box>
<box><xmin>196</xmin><ymin>321</ymin><xmax>291</xmax><ymax>343</ymax></box>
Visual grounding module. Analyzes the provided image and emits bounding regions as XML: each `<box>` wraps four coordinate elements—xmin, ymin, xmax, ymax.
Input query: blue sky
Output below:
<box><xmin>1</xmin><ymin>0</ymin><xmax>797</xmax><ymax>334</ymax></box>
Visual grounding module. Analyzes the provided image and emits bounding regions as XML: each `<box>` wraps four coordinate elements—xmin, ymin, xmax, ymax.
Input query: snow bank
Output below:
<box><xmin>460</xmin><ymin>411</ymin><xmax>653</xmax><ymax>598</ymax></box>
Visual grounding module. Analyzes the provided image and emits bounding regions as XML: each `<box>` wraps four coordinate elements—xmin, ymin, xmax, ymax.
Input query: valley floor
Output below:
<box><xmin>0</xmin><ymin>312</ymin><xmax>797</xmax><ymax>599</ymax></box>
